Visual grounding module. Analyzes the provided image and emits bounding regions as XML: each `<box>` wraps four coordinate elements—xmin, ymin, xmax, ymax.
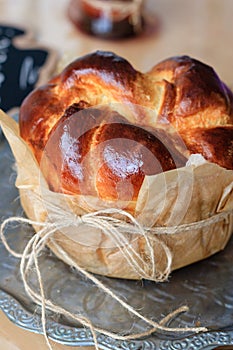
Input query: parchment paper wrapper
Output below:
<box><xmin>1</xmin><ymin>110</ymin><xmax>233</xmax><ymax>280</ymax></box>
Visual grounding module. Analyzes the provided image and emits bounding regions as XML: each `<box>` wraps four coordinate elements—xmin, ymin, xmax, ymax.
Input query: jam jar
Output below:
<box><xmin>68</xmin><ymin>0</ymin><xmax>145</xmax><ymax>39</ymax></box>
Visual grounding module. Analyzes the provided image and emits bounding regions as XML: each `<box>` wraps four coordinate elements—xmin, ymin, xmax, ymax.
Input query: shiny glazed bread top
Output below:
<box><xmin>19</xmin><ymin>51</ymin><xmax>233</xmax><ymax>201</ymax></box>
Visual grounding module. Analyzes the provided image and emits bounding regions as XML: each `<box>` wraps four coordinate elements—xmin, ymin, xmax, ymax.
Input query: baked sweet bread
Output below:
<box><xmin>19</xmin><ymin>51</ymin><xmax>233</xmax><ymax>201</ymax></box>
<box><xmin>15</xmin><ymin>51</ymin><xmax>233</xmax><ymax>279</ymax></box>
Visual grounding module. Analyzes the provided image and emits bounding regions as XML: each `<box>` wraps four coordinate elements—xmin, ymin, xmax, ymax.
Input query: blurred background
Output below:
<box><xmin>0</xmin><ymin>0</ymin><xmax>232</xmax><ymax>349</ymax></box>
<box><xmin>0</xmin><ymin>0</ymin><xmax>232</xmax><ymax>85</ymax></box>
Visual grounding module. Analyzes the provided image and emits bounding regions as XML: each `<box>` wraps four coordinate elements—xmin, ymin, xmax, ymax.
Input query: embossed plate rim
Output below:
<box><xmin>1</xmin><ymin>289</ymin><xmax>233</xmax><ymax>350</ymax></box>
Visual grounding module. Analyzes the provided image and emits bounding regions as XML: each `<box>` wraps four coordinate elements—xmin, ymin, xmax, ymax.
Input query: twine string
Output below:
<box><xmin>1</xmin><ymin>207</ymin><xmax>229</xmax><ymax>349</ymax></box>
<box><xmin>19</xmin><ymin>226</ymin><xmax>99</xmax><ymax>350</ymax></box>
<box><xmin>1</xmin><ymin>216</ymin><xmax>207</xmax><ymax>340</ymax></box>
<box><xmin>78</xmin><ymin>215</ymin><xmax>152</xmax><ymax>278</ymax></box>
<box><xmin>46</xmin><ymin>206</ymin><xmax>158</xmax><ymax>280</ymax></box>
<box><xmin>149</xmin><ymin>210</ymin><xmax>231</xmax><ymax>234</ymax></box>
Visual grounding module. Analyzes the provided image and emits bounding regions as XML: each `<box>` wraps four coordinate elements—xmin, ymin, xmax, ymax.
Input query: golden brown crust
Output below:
<box><xmin>149</xmin><ymin>55</ymin><xmax>233</xmax><ymax>130</ymax></box>
<box><xmin>19</xmin><ymin>51</ymin><xmax>145</xmax><ymax>162</ymax></box>
<box><xmin>19</xmin><ymin>51</ymin><xmax>233</xmax><ymax>203</ymax></box>
<box><xmin>41</xmin><ymin>106</ymin><xmax>187</xmax><ymax>202</ymax></box>
<box><xmin>180</xmin><ymin>126</ymin><xmax>233</xmax><ymax>170</ymax></box>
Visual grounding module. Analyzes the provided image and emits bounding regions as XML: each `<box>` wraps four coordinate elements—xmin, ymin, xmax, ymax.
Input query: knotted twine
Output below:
<box><xmin>2</xmin><ymin>203</ymin><xmax>232</xmax><ymax>349</ymax></box>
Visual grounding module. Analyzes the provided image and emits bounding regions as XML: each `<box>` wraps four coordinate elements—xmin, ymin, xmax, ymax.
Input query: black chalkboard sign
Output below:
<box><xmin>0</xmin><ymin>24</ymin><xmax>55</xmax><ymax>112</ymax></box>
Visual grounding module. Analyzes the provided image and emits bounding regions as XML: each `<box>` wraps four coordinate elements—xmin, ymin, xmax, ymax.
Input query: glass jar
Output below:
<box><xmin>68</xmin><ymin>0</ymin><xmax>145</xmax><ymax>39</ymax></box>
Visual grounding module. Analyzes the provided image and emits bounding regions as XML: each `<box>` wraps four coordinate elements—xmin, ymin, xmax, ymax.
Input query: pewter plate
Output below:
<box><xmin>0</xmin><ymin>139</ymin><xmax>233</xmax><ymax>350</ymax></box>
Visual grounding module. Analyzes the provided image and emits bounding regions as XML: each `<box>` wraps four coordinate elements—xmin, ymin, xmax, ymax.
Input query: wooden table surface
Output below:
<box><xmin>0</xmin><ymin>0</ymin><xmax>233</xmax><ymax>349</ymax></box>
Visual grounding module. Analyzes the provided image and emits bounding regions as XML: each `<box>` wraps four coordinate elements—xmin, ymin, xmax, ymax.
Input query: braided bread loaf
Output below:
<box><xmin>19</xmin><ymin>51</ymin><xmax>233</xmax><ymax>203</ymax></box>
<box><xmin>17</xmin><ymin>51</ymin><xmax>233</xmax><ymax>279</ymax></box>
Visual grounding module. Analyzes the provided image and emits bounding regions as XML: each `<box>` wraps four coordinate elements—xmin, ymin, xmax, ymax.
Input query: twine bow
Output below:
<box><xmin>0</xmin><ymin>207</ymin><xmax>210</xmax><ymax>350</ymax></box>
<box><xmin>48</xmin><ymin>206</ymin><xmax>172</xmax><ymax>281</ymax></box>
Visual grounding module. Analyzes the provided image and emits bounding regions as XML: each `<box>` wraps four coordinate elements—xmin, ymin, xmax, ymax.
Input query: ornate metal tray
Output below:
<box><xmin>0</xmin><ymin>139</ymin><xmax>233</xmax><ymax>350</ymax></box>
